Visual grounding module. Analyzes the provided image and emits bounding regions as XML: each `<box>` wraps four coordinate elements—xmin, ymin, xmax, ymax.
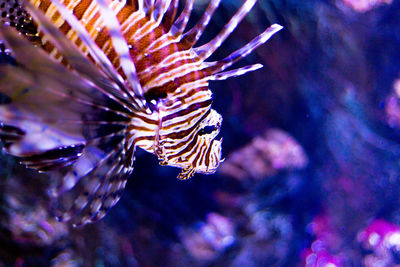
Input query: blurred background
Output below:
<box><xmin>2</xmin><ymin>0</ymin><xmax>400</xmax><ymax>266</ymax></box>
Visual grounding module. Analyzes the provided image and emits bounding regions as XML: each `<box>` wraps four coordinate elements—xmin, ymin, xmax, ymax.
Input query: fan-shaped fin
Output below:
<box><xmin>0</xmin><ymin>57</ymin><xmax>130</xmax><ymax>134</ymax></box>
<box><xmin>53</xmin><ymin>133</ymin><xmax>126</xmax><ymax>195</ymax></box>
<box><xmin>27</xmin><ymin>0</ymin><xmax>145</xmax><ymax>111</ymax></box>
<box><xmin>0</xmin><ymin>64</ymin><xmax>86</xmax><ymax>157</ymax></box>
<box><xmin>22</xmin><ymin>1</ymin><xmax>135</xmax><ymax>112</ymax></box>
<box><xmin>0</xmin><ymin>25</ymin><xmax>131</xmax><ymax>173</ymax></box>
<box><xmin>52</xmin><ymin>136</ymin><xmax>135</xmax><ymax>227</ymax></box>
<box><xmin>71</xmin><ymin>143</ymin><xmax>135</xmax><ymax>226</ymax></box>
<box><xmin>18</xmin><ymin>144</ymin><xmax>85</xmax><ymax>171</ymax></box>
<box><xmin>0</xmin><ymin>65</ymin><xmax>130</xmax><ymax>123</ymax></box>
<box><xmin>0</xmin><ymin>23</ymin><xmax>133</xmax><ymax>117</ymax></box>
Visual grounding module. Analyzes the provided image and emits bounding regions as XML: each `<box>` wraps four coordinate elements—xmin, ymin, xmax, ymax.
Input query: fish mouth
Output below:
<box><xmin>209</xmin><ymin>138</ymin><xmax>223</xmax><ymax>172</ymax></box>
<box><xmin>197</xmin><ymin>135</ymin><xmax>224</xmax><ymax>175</ymax></box>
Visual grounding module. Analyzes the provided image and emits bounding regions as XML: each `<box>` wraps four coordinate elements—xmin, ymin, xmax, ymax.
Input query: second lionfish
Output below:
<box><xmin>0</xmin><ymin>0</ymin><xmax>282</xmax><ymax>226</ymax></box>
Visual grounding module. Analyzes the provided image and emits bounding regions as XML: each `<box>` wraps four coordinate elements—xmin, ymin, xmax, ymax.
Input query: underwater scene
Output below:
<box><xmin>1</xmin><ymin>0</ymin><xmax>400</xmax><ymax>266</ymax></box>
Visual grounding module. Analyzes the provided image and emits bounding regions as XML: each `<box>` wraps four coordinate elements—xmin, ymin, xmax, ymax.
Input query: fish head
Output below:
<box><xmin>157</xmin><ymin>108</ymin><xmax>223</xmax><ymax>180</ymax></box>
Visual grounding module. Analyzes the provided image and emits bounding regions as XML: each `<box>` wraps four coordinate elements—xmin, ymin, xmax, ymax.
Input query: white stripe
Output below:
<box><xmin>96</xmin><ymin>0</ymin><xmax>147</xmax><ymax>111</ymax></box>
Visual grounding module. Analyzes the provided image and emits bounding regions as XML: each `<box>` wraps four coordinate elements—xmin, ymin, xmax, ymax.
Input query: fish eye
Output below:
<box><xmin>198</xmin><ymin>125</ymin><xmax>218</xmax><ymax>136</ymax></box>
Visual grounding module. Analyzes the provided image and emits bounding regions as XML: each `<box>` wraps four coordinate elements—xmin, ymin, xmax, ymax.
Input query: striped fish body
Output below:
<box><xmin>0</xmin><ymin>0</ymin><xmax>282</xmax><ymax>225</ymax></box>
<box><xmin>32</xmin><ymin>0</ymin><xmax>223</xmax><ymax>177</ymax></box>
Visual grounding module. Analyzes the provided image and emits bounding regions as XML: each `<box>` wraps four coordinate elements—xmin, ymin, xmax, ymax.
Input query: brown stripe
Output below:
<box><xmin>128</xmin><ymin>125</ymin><xmax>154</xmax><ymax>132</ymax></box>
<box><xmin>162</xmin><ymin>109</ymin><xmax>211</xmax><ymax>149</ymax></box>
<box><xmin>162</xmin><ymin>99</ymin><xmax>212</xmax><ymax>122</ymax></box>
<box><xmin>50</xmin><ymin>10</ymin><xmax>61</xmax><ymax>22</ymax></box>
<box><xmin>172</xmin><ymin>89</ymin><xmax>210</xmax><ymax>108</ymax></box>
<box><xmin>87</xmin><ymin>12</ymin><xmax>101</xmax><ymax>33</ymax></box>
<box><xmin>59</xmin><ymin>21</ymin><xmax>71</xmax><ymax>36</ymax></box>
<box><xmin>116</xmin><ymin>4</ymin><xmax>136</xmax><ymax>26</ymax></box>
<box><xmin>124</xmin><ymin>16</ymin><xmax>147</xmax><ymax>43</ymax></box>
<box><xmin>162</xmin><ymin>111</ymin><xmax>202</xmax><ymax>130</ymax></box>
<box><xmin>192</xmin><ymin>142</ymin><xmax>206</xmax><ymax>168</ymax></box>
<box><xmin>75</xmin><ymin>37</ymin><xmax>82</xmax><ymax>48</ymax></box>
<box><xmin>49</xmin><ymin>0</ymin><xmax>72</xmax><ymax>22</ymax></box>
<box><xmin>133</xmin><ymin>114</ymin><xmax>158</xmax><ymax>125</ymax></box>
<box><xmin>141</xmin><ymin>63</ymin><xmax>207</xmax><ymax>97</ymax></box>
<box><xmin>94</xmin><ymin>28</ymin><xmax>110</xmax><ymax>53</ymax></box>
<box><xmin>73</xmin><ymin>0</ymin><xmax>91</xmax><ymax>20</ymax></box>
<box><xmin>42</xmin><ymin>40</ymin><xmax>55</xmax><ymax>54</ymax></box>
<box><xmin>38</xmin><ymin>0</ymin><xmax>51</xmax><ymax>13</ymax></box>
<box><xmin>204</xmin><ymin>141</ymin><xmax>213</xmax><ymax>168</ymax></box>
<box><xmin>132</xmin><ymin>136</ymin><xmax>154</xmax><ymax>146</ymax></box>
<box><xmin>144</xmin><ymin>80</ymin><xmax>176</xmax><ymax>101</ymax></box>
<box><xmin>135</xmin><ymin>43</ymin><xmax>184</xmax><ymax>80</ymax></box>
<box><xmin>160</xmin><ymin>0</ymin><xmax>178</xmax><ymax>31</ymax></box>
<box><xmin>168</xmin><ymin>134</ymin><xmax>199</xmax><ymax>160</ymax></box>
<box><xmin>174</xmin><ymin>68</ymin><xmax>209</xmax><ymax>89</ymax></box>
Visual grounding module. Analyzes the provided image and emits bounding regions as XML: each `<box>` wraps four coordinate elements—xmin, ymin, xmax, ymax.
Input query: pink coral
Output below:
<box><xmin>342</xmin><ymin>0</ymin><xmax>392</xmax><ymax>12</ymax></box>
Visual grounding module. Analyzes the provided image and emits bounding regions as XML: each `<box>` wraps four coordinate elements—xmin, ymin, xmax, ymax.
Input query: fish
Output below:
<box><xmin>0</xmin><ymin>0</ymin><xmax>282</xmax><ymax>226</ymax></box>
<box><xmin>0</xmin><ymin>0</ymin><xmax>37</xmax><ymax>39</ymax></box>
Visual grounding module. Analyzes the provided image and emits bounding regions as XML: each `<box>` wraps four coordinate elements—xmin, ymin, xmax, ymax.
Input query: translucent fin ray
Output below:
<box><xmin>35</xmin><ymin>0</ymin><xmax>141</xmax><ymax>109</ymax></box>
<box><xmin>210</xmin><ymin>63</ymin><xmax>263</xmax><ymax>80</ymax></box>
<box><xmin>54</xmin><ymin>139</ymin><xmax>134</xmax><ymax>226</ymax></box>
<box><xmin>22</xmin><ymin>0</ymin><xmax>135</xmax><ymax>112</ymax></box>
<box><xmin>74</xmin><ymin>143</ymin><xmax>135</xmax><ymax>226</ymax></box>
<box><xmin>153</xmin><ymin>0</ymin><xmax>172</xmax><ymax>23</ymax></box>
<box><xmin>210</xmin><ymin>23</ymin><xmax>283</xmax><ymax>72</ymax></box>
<box><xmin>143</xmin><ymin>0</ymin><xmax>154</xmax><ymax>15</ymax></box>
<box><xmin>19</xmin><ymin>144</ymin><xmax>85</xmax><ymax>171</ymax></box>
<box><xmin>170</xmin><ymin>0</ymin><xmax>194</xmax><ymax>37</ymax></box>
<box><xmin>53</xmin><ymin>141</ymin><xmax>126</xmax><ymax>222</ymax></box>
<box><xmin>53</xmin><ymin>134</ymin><xmax>126</xmax><ymax>196</ymax></box>
<box><xmin>0</xmin><ymin>65</ymin><xmax>131</xmax><ymax>118</ymax></box>
<box><xmin>161</xmin><ymin>0</ymin><xmax>179</xmax><ymax>30</ymax></box>
<box><xmin>194</xmin><ymin>0</ymin><xmax>258</xmax><ymax>59</ymax></box>
<box><xmin>96</xmin><ymin>0</ymin><xmax>150</xmax><ymax>113</ymax></box>
<box><xmin>181</xmin><ymin>0</ymin><xmax>221</xmax><ymax>47</ymax></box>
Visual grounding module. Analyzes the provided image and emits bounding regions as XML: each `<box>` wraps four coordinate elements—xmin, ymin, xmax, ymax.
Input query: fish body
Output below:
<box><xmin>0</xmin><ymin>0</ymin><xmax>282</xmax><ymax>225</ymax></box>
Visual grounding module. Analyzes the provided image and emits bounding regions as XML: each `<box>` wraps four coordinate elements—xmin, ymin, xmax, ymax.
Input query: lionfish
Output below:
<box><xmin>0</xmin><ymin>0</ymin><xmax>282</xmax><ymax>226</ymax></box>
